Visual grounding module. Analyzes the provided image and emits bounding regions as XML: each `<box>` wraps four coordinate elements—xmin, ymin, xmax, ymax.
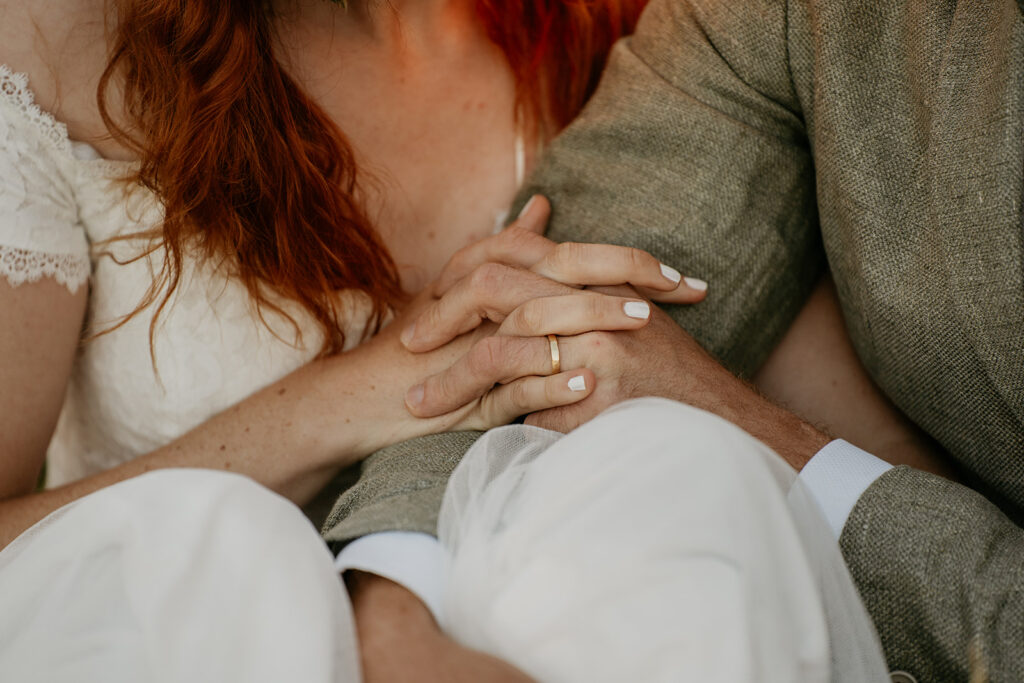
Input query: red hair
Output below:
<box><xmin>99</xmin><ymin>0</ymin><xmax>648</xmax><ymax>355</ymax></box>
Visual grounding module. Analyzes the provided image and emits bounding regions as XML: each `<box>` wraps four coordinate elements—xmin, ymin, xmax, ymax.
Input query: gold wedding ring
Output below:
<box><xmin>547</xmin><ymin>334</ymin><xmax>561</xmax><ymax>375</ymax></box>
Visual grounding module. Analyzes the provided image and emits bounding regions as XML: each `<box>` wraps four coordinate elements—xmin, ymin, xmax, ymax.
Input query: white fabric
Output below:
<box><xmin>337</xmin><ymin>438</ymin><xmax>876</xmax><ymax>616</ymax></box>
<box><xmin>799</xmin><ymin>439</ymin><xmax>893</xmax><ymax>538</ymax></box>
<box><xmin>0</xmin><ymin>469</ymin><xmax>360</xmax><ymax>683</ymax></box>
<box><xmin>334</xmin><ymin>531</ymin><xmax>448</xmax><ymax>624</ymax></box>
<box><xmin>438</xmin><ymin>398</ymin><xmax>891</xmax><ymax>683</ymax></box>
<box><xmin>0</xmin><ymin>66</ymin><xmax>91</xmax><ymax>292</ymax></box>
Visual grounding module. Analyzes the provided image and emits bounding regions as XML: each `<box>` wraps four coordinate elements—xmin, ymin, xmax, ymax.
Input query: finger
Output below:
<box><xmin>635</xmin><ymin>279</ymin><xmax>708</xmax><ymax>304</ymax></box>
<box><xmin>497</xmin><ymin>294</ymin><xmax>653</xmax><ymax>337</ymax></box>
<box><xmin>532</xmin><ymin>242</ymin><xmax>706</xmax><ymax>299</ymax></box>
<box><xmin>434</xmin><ymin>200</ymin><xmax>553</xmax><ymax>297</ymax></box>
<box><xmin>474</xmin><ymin>369</ymin><xmax>596</xmax><ymax>429</ymax></box>
<box><xmin>405</xmin><ymin>334</ymin><xmax>584</xmax><ymax>417</ymax></box>
<box><xmin>513</xmin><ymin>194</ymin><xmax>550</xmax><ymax>235</ymax></box>
<box><xmin>434</xmin><ymin>226</ymin><xmax>555</xmax><ymax>296</ymax></box>
<box><xmin>403</xmin><ymin>264</ymin><xmax>574</xmax><ymax>352</ymax></box>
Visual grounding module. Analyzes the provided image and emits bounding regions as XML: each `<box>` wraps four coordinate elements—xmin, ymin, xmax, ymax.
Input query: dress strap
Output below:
<box><xmin>514</xmin><ymin>131</ymin><xmax>526</xmax><ymax>188</ymax></box>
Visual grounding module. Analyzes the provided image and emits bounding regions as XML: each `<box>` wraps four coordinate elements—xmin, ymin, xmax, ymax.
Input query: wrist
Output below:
<box><xmin>347</xmin><ymin>571</ymin><xmax>441</xmax><ymax>643</ymax></box>
<box><xmin>699</xmin><ymin>372</ymin><xmax>830</xmax><ymax>472</ymax></box>
<box><xmin>311</xmin><ymin>342</ymin><xmax>444</xmax><ymax>463</ymax></box>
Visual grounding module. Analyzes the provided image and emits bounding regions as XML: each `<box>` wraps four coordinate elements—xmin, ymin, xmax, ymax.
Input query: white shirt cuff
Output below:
<box><xmin>334</xmin><ymin>531</ymin><xmax>447</xmax><ymax>624</ymax></box>
<box><xmin>798</xmin><ymin>439</ymin><xmax>893</xmax><ymax>539</ymax></box>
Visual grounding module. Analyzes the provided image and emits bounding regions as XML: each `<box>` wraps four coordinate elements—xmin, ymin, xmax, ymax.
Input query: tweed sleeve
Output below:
<box><xmin>517</xmin><ymin>0</ymin><xmax>824</xmax><ymax>377</ymax></box>
<box><xmin>841</xmin><ymin>466</ymin><xmax>1024</xmax><ymax>683</ymax></box>
<box><xmin>320</xmin><ymin>432</ymin><xmax>482</xmax><ymax>546</ymax></box>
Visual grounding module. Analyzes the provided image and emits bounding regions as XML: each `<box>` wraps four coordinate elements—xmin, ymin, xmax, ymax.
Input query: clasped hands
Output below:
<box><xmin>399</xmin><ymin>196</ymin><xmax>742</xmax><ymax>434</ymax></box>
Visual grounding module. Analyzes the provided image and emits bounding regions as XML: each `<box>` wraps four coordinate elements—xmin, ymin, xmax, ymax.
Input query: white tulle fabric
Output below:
<box><xmin>0</xmin><ymin>469</ymin><xmax>360</xmax><ymax>683</ymax></box>
<box><xmin>439</xmin><ymin>399</ymin><xmax>891</xmax><ymax>683</ymax></box>
<box><xmin>0</xmin><ymin>65</ymin><xmax>375</xmax><ymax>487</ymax></box>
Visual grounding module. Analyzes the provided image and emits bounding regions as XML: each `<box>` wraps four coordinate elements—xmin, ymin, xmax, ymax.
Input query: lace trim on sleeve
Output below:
<box><xmin>0</xmin><ymin>65</ymin><xmax>91</xmax><ymax>294</ymax></box>
<box><xmin>0</xmin><ymin>65</ymin><xmax>72</xmax><ymax>155</ymax></box>
<box><xmin>0</xmin><ymin>246</ymin><xmax>90</xmax><ymax>293</ymax></box>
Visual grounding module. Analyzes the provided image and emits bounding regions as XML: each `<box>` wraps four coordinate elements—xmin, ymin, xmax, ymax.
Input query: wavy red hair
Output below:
<box><xmin>99</xmin><ymin>0</ymin><xmax>647</xmax><ymax>355</ymax></box>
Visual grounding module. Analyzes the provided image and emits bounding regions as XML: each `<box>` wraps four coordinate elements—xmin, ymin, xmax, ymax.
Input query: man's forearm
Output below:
<box><xmin>348</xmin><ymin>572</ymin><xmax>534</xmax><ymax>683</ymax></box>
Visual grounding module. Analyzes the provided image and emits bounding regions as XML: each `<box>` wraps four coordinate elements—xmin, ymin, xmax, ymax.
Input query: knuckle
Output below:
<box><xmin>445</xmin><ymin>247</ymin><xmax>470</xmax><ymax>275</ymax></box>
<box><xmin>581</xmin><ymin>330</ymin><xmax>615</xmax><ymax>356</ymax></box>
<box><xmin>625</xmin><ymin>247</ymin><xmax>653</xmax><ymax>271</ymax></box>
<box><xmin>501</xmin><ymin>225</ymin><xmax>537</xmax><ymax>251</ymax></box>
<box><xmin>467</xmin><ymin>337</ymin><xmax>503</xmax><ymax>377</ymax></box>
<box><xmin>585</xmin><ymin>294</ymin><xmax>608</xmax><ymax>320</ymax></box>
<box><xmin>544</xmin><ymin>376</ymin><xmax>562</xmax><ymax>405</ymax></box>
<box><xmin>421</xmin><ymin>301</ymin><xmax>444</xmax><ymax>329</ymax></box>
<box><xmin>510</xmin><ymin>337</ymin><xmax>539</xmax><ymax>371</ymax></box>
<box><xmin>552</xmin><ymin>242</ymin><xmax>585</xmax><ymax>269</ymax></box>
<box><xmin>469</xmin><ymin>262</ymin><xmax>507</xmax><ymax>295</ymax></box>
<box><xmin>436</xmin><ymin>369</ymin><xmax>466</xmax><ymax>403</ymax></box>
<box><xmin>514</xmin><ymin>300</ymin><xmax>547</xmax><ymax>334</ymax></box>
<box><xmin>507</xmin><ymin>380</ymin><xmax>531</xmax><ymax>411</ymax></box>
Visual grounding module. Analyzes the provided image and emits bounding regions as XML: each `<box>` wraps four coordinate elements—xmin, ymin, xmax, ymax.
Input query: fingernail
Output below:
<box><xmin>624</xmin><ymin>301</ymin><xmax>651</xmax><ymax>319</ymax></box>
<box><xmin>684</xmin><ymin>277</ymin><xmax>708</xmax><ymax>292</ymax></box>
<box><xmin>660</xmin><ymin>263</ymin><xmax>682</xmax><ymax>284</ymax></box>
<box><xmin>400</xmin><ymin>322</ymin><xmax>417</xmax><ymax>347</ymax></box>
<box><xmin>568</xmin><ymin>375</ymin><xmax>587</xmax><ymax>392</ymax></box>
<box><xmin>516</xmin><ymin>195</ymin><xmax>537</xmax><ymax>219</ymax></box>
<box><xmin>406</xmin><ymin>384</ymin><xmax>425</xmax><ymax>407</ymax></box>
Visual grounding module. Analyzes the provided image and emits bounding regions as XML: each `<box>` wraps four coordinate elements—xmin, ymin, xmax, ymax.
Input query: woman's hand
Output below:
<box><xmin>326</xmin><ymin>287</ymin><xmax>599</xmax><ymax>458</ymax></box>
<box><xmin>398</xmin><ymin>197</ymin><xmax>708</xmax><ymax>422</ymax></box>
<box><xmin>433</xmin><ymin>195</ymin><xmax>708</xmax><ymax>298</ymax></box>
<box><xmin>401</xmin><ymin>195</ymin><xmax>706</xmax><ymax>357</ymax></box>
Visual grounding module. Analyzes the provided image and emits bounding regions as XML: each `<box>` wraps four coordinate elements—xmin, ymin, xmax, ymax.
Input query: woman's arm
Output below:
<box><xmin>0</xmin><ymin>276</ymin><xmax>380</xmax><ymax>548</ymax></box>
<box><xmin>0</xmin><ymin>273</ymin><xmax>603</xmax><ymax>550</ymax></box>
<box><xmin>0</xmin><ymin>206</ymin><xmax>694</xmax><ymax>550</ymax></box>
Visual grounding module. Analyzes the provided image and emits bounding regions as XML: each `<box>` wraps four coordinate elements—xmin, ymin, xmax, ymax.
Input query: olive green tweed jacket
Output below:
<box><xmin>323</xmin><ymin>0</ymin><xmax>1024</xmax><ymax>680</ymax></box>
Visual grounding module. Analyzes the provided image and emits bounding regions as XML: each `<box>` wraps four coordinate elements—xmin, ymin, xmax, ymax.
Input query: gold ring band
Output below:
<box><xmin>547</xmin><ymin>334</ymin><xmax>561</xmax><ymax>375</ymax></box>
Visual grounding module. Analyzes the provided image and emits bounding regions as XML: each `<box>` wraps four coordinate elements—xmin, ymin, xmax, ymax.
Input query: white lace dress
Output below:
<box><xmin>0</xmin><ymin>66</ymin><xmax>362</xmax><ymax>682</ymax></box>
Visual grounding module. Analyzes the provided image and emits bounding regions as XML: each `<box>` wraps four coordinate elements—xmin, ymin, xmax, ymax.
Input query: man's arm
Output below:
<box><xmin>840</xmin><ymin>468</ymin><xmax>1024</xmax><ymax>682</ymax></box>
<box><xmin>519</xmin><ymin>0</ymin><xmax>824</xmax><ymax>378</ymax></box>
<box><xmin>519</xmin><ymin>2</ymin><xmax>1024</xmax><ymax>681</ymax></box>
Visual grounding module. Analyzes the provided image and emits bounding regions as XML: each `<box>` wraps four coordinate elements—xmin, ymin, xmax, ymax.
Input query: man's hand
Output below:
<box><xmin>347</xmin><ymin>572</ymin><xmax>534</xmax><ymax>683</ymax></box>
<box><xmin>521</xmin><ymin>285</ymin><xmax>833</xmax><ymax>471</ymax></box>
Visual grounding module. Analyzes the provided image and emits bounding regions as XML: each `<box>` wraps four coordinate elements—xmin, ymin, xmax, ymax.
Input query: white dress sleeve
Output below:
<box><xmin>0</xmin><ymin>66</ymin><xmax>90</xmax><ymax>293</ymax></box>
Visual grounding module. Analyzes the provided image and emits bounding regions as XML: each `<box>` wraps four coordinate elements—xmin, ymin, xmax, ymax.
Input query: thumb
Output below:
<box><xmin>511</xmin><ymin>194</ymin><xmax>551</xmax><ymax>235</ymax></box>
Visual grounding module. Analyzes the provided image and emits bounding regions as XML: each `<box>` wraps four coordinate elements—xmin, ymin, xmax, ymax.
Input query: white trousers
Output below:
<box><xmin>0</xmin><ymin>399</ymin><xmax>888</xmax><ymax>682</ymax></box>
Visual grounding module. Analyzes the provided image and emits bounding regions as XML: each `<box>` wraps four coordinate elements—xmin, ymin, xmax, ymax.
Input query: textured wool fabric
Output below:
<box><xmin>841</xmin><ymin>467</ymin><xmax>1024</xmax><ymax>681</ymax></box>
<box><xmin>321</xmin><ymin>432</ymin><xmax>480</xmax><ymax>547</ymax></box>
<box><xmin>322</xmin><ymin>0</ymin><xmax>1024</xmax><ymax>678</ymax></box>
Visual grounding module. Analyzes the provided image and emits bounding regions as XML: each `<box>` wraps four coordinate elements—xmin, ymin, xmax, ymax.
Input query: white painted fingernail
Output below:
<box><xmin>517</xmin><ymin>195</ymin><xmax>537</xmax><ymax>219</ymax></box>
<box><xmin>684</xmin><ymin>277</ymin><xmax>708</xmax><ymax>292</ymax></box>
<box><xmin>624</xmin><ymin>301</ymin><xmax>651</xmax><ymax>319</ymax></box>
<box><xmin>660</xmin><ymin>263</ymin><xmax>682</xmax><ymax>284</ymax></box>
<box><xmin>568</xmin><ymin>375</ymin><xmax>587</xmax><ymax>392</ymax></box>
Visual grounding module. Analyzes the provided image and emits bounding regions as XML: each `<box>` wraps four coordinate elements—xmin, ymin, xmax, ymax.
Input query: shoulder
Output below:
<box><xmin>0</xmin><ymin>0</ymin><xmax>112</xmax><ymax>134</ymax></box>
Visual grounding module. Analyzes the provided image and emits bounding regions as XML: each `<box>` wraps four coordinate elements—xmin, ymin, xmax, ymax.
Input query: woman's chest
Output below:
<box><xmin>287</xmin><ymin>40</ymin><xmax>526</xmax><ymax>293</ymax></box>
